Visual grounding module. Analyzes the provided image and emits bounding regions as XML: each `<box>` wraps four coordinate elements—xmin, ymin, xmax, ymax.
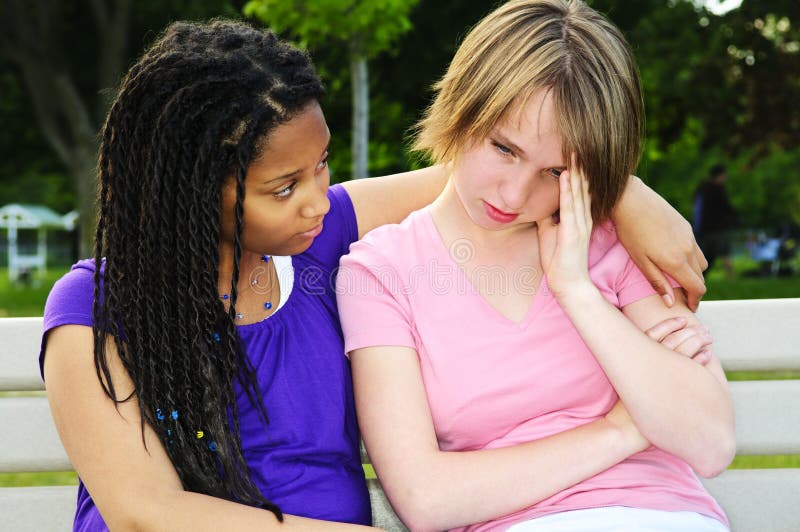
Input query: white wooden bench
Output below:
<box><xmin>2</xmin><ymin>298</ymin><xmax>799</xmax><ymax>531</ymax></box>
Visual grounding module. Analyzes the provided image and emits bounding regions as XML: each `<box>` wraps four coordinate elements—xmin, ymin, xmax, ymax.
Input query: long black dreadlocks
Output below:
<box><xmin>92</xmin><ymin>19</ymin><xmax>325</xmax><ymax>518</ymax></box>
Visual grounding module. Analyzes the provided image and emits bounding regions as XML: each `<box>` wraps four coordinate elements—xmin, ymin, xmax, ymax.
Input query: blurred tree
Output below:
<box><xmin>719</xmin><ymin>0</ymin><xmax>800</xmax><ymax>154</ymax></box>
<box><xmin>0</xmin><ymin>0</ymin><xmax>238</xmax><ymax>256</ymax></box>
<box><xmin>0</xmin><ymin>0</ymin><xmax>132</xmax><ymax>256</ymax></box>
<box><xmin>244</xmin><ymin>0</ymin><xmax>420</xmax><ymax>179</ymax></box>
<box><xmin>0</xmin><ymin>66</ymin><xmax>72</xmax><ymax>211</ymax></box>
<box><xmin>591</xmin><ymin>0</ymin><xmax>800</xmax><ymax>228</ymax></box>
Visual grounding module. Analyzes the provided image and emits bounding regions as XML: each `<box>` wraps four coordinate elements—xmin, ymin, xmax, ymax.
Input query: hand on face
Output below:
<box><xmin>537</xmin><ymin>154</ymin><xmax>594</xmax><ymax>299</ymax></box>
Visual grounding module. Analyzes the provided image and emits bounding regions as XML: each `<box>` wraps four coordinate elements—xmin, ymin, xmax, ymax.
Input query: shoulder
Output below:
<box><xmin>588</xmin><ymin>221</ymin><xmax>648</xmax><ymax>299</ymax></box>
<box><xmin>342</xmin><ymin>208</ymin><xmax>429</xmax><ymax>271</ymax></box>
<box><xmin>336</xmin><ymin>209</ymin><xmax>432</xmax><ymax>303</ymax></box>
<box><xmin>41</xmin><ymin>259</ymin><xmax>102</xmax><ymax>378</ymax></box>
<box><xmin>44</xmin><ymin>259</ymin><xmax>102</xmax><ymax>330</ymax></box>
<box><xmin>587</xmin><ymin>221</ymin><xmax>678</xmax><ymax>307</ymax></box>
<box><xmin>588</xmin><ymin>220</ymin><xmax>626</xmax><ymax>268</ymax></box>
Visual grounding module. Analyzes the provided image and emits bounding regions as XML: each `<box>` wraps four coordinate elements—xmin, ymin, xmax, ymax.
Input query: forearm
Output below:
<box><xmin>128</xmin><ymin>488</ymin><xmax>374</xmax><ymax>531</ymax></box>
<box><xmin>608</xmin><ymin>175</ymin><xmax>708</xmax><ymax>311</ymax></box>
<box><xmin>374</xmin><ymin>417</ymin><xmax>642</xmax><ymax>531</ymax></box>
<box><xmin>343</xmin><ymin>165</ymin><xmax>449</xmax><ymax>238</ymax></box>
<box><xmin>609</xmin><ymin>174</ymin><xmax>642</xmax><ymax>224</ymax></box>
<box><xmin>557</xmin><ymin>286</ymin><xmax>734</xmax><ymax>475</ymax></box>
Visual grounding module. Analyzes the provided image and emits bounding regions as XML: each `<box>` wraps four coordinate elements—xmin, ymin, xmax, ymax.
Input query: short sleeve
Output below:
<box><xmin>303</xmin><ymin>184</ymin><xmax>359</xmax><ymax>272</ymax></box>
<box><xmin>39</xmin><ymin>260</ymin><xmax>99</xmax><ymax>378</ymax></box>
<box><xmin>336</xmin><ymin>241</ymin><xmax>416</xmax><ymax>356</ymax></box>
<box><xmin>616</xmin><ymin>256</ymin><xmax>682</xmax><ymax>308</ymax></box>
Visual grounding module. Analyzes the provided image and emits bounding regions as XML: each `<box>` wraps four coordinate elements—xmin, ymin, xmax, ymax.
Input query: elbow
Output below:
<box><xmin>102</xmin><ymin>507</ymin><xmax>148</xmax><ymax>532</ymax></box>
<box><xmin>693</xmin><ymin>428</ymin><xmax>736</xmax><ymax>479</ymax></box>
<box><xmin>386</xmin><ymin>479</ymin><xmax>452</xmax><ymax>532</ymax></box>
<box><xmin>101</xmin><ymin>488</ymin><xmax>174</xmax><ymax>531</ymax></box>
<box><xmin>400</xmin><ymin>514</ymin><xmax>438</xmax><ymax>532</ymax></box>
<box><xmin>390</xmin><ymin>487</ymin><xmax>441</xmax><ymax>532</ymax></box>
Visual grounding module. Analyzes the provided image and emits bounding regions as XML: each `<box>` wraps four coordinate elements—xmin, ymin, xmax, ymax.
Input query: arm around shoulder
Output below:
<box><xmin>612</xmin><ymin>176</ymin><xmax>708</xmax><ymax>311</ymax></box>
<box><xmin>342</xmin><ymin>165</ymin><xmax>448</xmax><ymax>238</ymax></box>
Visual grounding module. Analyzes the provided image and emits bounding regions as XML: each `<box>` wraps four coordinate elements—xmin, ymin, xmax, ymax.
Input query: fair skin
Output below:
<box><xmin>46</xmin><ymin>101</ymin><xmax>710</xmax><ymax>530</ymax></box>
<box><xmin>349</xmin><ymin>92</ymin><xmax>734</xmax><ymax>531</ymax></box>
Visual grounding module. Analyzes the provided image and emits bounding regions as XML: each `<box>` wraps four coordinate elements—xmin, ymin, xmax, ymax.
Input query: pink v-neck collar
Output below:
<box><xmin>419</xmin><ymin>207</ymin><xmax>550</xmax><ymax>330</ymax></box>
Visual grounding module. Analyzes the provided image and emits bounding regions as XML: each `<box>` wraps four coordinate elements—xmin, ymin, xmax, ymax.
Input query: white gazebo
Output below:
<box><xmin>0</xmin><ymin>204</ymin><xmax>78</xmax><ymax>281</ymax></box>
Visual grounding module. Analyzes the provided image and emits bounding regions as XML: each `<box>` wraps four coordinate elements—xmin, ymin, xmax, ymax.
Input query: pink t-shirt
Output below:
<box><xmin>336</xmin><ymin>208</ymin><xmax>727</xmax><ymax>532</ymax></box>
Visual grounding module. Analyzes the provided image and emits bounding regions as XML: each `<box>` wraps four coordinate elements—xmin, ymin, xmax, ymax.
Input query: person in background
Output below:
<box><xmin>694</xmin><ymin>164</ymin><xmax>738</xmax><ymax>277</ymax></box>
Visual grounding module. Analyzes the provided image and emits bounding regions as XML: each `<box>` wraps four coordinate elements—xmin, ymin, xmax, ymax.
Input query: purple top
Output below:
<box><xmin>41</xmin><ymin>184</ymin><xmax>370</xmax><ymax>531</ymax></box>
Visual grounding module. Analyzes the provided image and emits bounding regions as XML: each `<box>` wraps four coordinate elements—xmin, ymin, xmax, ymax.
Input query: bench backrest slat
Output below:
<box><xmin>697</xmin><ymin>299</ymin><xmax>800</xmax><ymax>371</ymax></box>
<box><xmin>729</xmin><ymin>380</ymin><xmax>800</xmax><ymax>455</ymax></box>
<box><xmin>0</xmin><ymin>317</ymin><xmax>45</xmax><ymax>392</ymax></box>
<box><xmin>0</xmin><ymin>396</ymin><xmax>72</xmax><ymax>472</ymax></box>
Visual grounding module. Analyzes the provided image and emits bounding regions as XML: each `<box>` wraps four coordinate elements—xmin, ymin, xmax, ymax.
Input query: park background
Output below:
<box><xmin>0</xmin><ymin>0</ymin><xmax>798</xmax><ymax>485</ymax></box>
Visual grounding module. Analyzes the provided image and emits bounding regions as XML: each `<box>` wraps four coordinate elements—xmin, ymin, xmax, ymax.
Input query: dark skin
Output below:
<box><xmin>218</xmin><ymin>102</ymin><xmax>331</xmax><ymax>323</ymax></box>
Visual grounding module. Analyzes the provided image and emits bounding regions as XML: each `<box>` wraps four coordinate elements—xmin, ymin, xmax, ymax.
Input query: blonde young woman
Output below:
<box><xmin>337</xmin><ymin>1</ymin><xmax>734</xmax><ymax>531</ymax></box>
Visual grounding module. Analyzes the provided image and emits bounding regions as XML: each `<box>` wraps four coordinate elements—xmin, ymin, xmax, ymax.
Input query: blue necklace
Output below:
<box><xmin>219</xmin><ymin>255</ymin><xmax>275</xmax><ymax>320</ymax></box>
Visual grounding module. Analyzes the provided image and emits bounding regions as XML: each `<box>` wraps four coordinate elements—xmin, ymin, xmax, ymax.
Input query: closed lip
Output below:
<box><xmin>483</xmin><ymin>201</ymin><xmax>519</xmax><ymax>222</ymax></box>
<box><xmin>299</xmin><ymin>222</ymin><xmax>324</xmax><ymax>238</ymax></box>
<box><xmin>484</xmin><ymin>201</ymin><xmax>517</xmax><ymax>216</ymax></box>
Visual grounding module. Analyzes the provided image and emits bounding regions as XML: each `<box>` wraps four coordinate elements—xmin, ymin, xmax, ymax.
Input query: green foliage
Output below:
<box><xmin>736</xmin><ymin>147</ymin><xmax>800</xmax><ymax>227</ymax></box>
<box><xmin>0</xmin><ymin>168</ymin><xmax>74</xmax><ymax>214</ymax></box>
<box><xmin>244</xmin><ymin>0</ymin><xmax>420</xmax><ymax>57</ymax></box>
<box><xmin>639</xmin><ymin>119</ymin><xmax>800</xmax><ymax>229</ymax></box>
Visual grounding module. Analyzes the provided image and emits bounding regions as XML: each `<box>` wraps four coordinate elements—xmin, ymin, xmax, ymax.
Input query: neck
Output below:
<box><xmin>217</xmin><ymin>245</ymin><xmax>272</xmax><ymax>294</ymax></box>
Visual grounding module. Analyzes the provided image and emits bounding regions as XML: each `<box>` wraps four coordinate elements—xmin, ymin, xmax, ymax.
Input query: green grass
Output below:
<box><xmin>0</xmin><ymin>267</ymin><xmax>70</xmax><ymax>317</ymax></box>
<box><xmin>732</xmin><ymin>455</ymin><xmax>800</xmax><ymax>469</ymax></box>
<box><xmin>727</xmin><ymin>371</ymin><xmax>800</xmax><ymax>381</ymax></box>
<box><xmin>703</xmin><ymin>255</ymin><xmax>800</xmax><ymax>300</ymax></box>
<box><xmin>0</xmin><ymin>472</ymin><xmax>78</xmax><ymax>487</ymax></box>
<box><xmin>705</xmin><ymin>275</ymin><xmax>800</xmax><ymax>300</ymax></box>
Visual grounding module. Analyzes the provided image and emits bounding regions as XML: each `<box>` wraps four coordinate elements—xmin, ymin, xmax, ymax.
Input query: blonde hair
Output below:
<box><xmin>413</xmin><ymin>0</ymin><xmax>643</xmax><ymax>221</ymax></box>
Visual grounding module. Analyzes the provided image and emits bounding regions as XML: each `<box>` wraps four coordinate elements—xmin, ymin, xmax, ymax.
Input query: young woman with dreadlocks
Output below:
<box><xmin>40</xmin><ymin>18</ymin><xmax>707</xmax><ymax>531</ymax></box>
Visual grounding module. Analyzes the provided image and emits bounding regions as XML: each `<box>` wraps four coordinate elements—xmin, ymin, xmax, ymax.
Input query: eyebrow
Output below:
<box><xmin>262</xmin><ymin>142</ymin><xmax>330</xmax><ymax>184</ymax></box>
<box><xmin>493</xmin><ymin>130</ymin><xmax>566</xmax><ymax>171</ymax></box>
<box><xmin>263</xmin><ymin>170</ymin><xmax>301</xmax><ymax>184</ymax></box>
<box><xmin>492</xmin><ymin>131</ymin><xmax>528</xmax><ymax>159</ymax></box>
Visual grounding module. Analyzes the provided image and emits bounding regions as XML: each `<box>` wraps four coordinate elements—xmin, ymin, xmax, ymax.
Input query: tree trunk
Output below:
<box><xmin>69</xmin><ymin>146</ymin><xmax>100</xmax><ymax>259</ymax></box>
<box><xmin>350</xmin><ymin>52</ymin><xmax>369</xmax><ymax>179</ymax></box>
<box><xmin>17</xmin><ymin>63</ymin><xmax>100</xmax><ymax>258</ymax></box>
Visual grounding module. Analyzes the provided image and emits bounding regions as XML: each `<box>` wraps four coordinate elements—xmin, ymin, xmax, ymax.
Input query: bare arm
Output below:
<box><xmin>44</xmin><ymin>325</ymin><xmax>375</xmax><ymax>531</ymax></box>
<box><xmin>342</xmin><ymin>166</ymin><xmax>448</xmax><ymax>238</ymax></box>
<box><xmin>351</xmin><ymin>346</ymin><xmax>648</xmax><ymax>532</ymax></box>
<box><xmin>612</xmin><ymin>176</ymin><xmax>708</xmax><ymax>311</ymax></box>
<box><xmin>557</xmin><ymin>288</ymin><xmax>735</xmax><ymax>477</ymax></box>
